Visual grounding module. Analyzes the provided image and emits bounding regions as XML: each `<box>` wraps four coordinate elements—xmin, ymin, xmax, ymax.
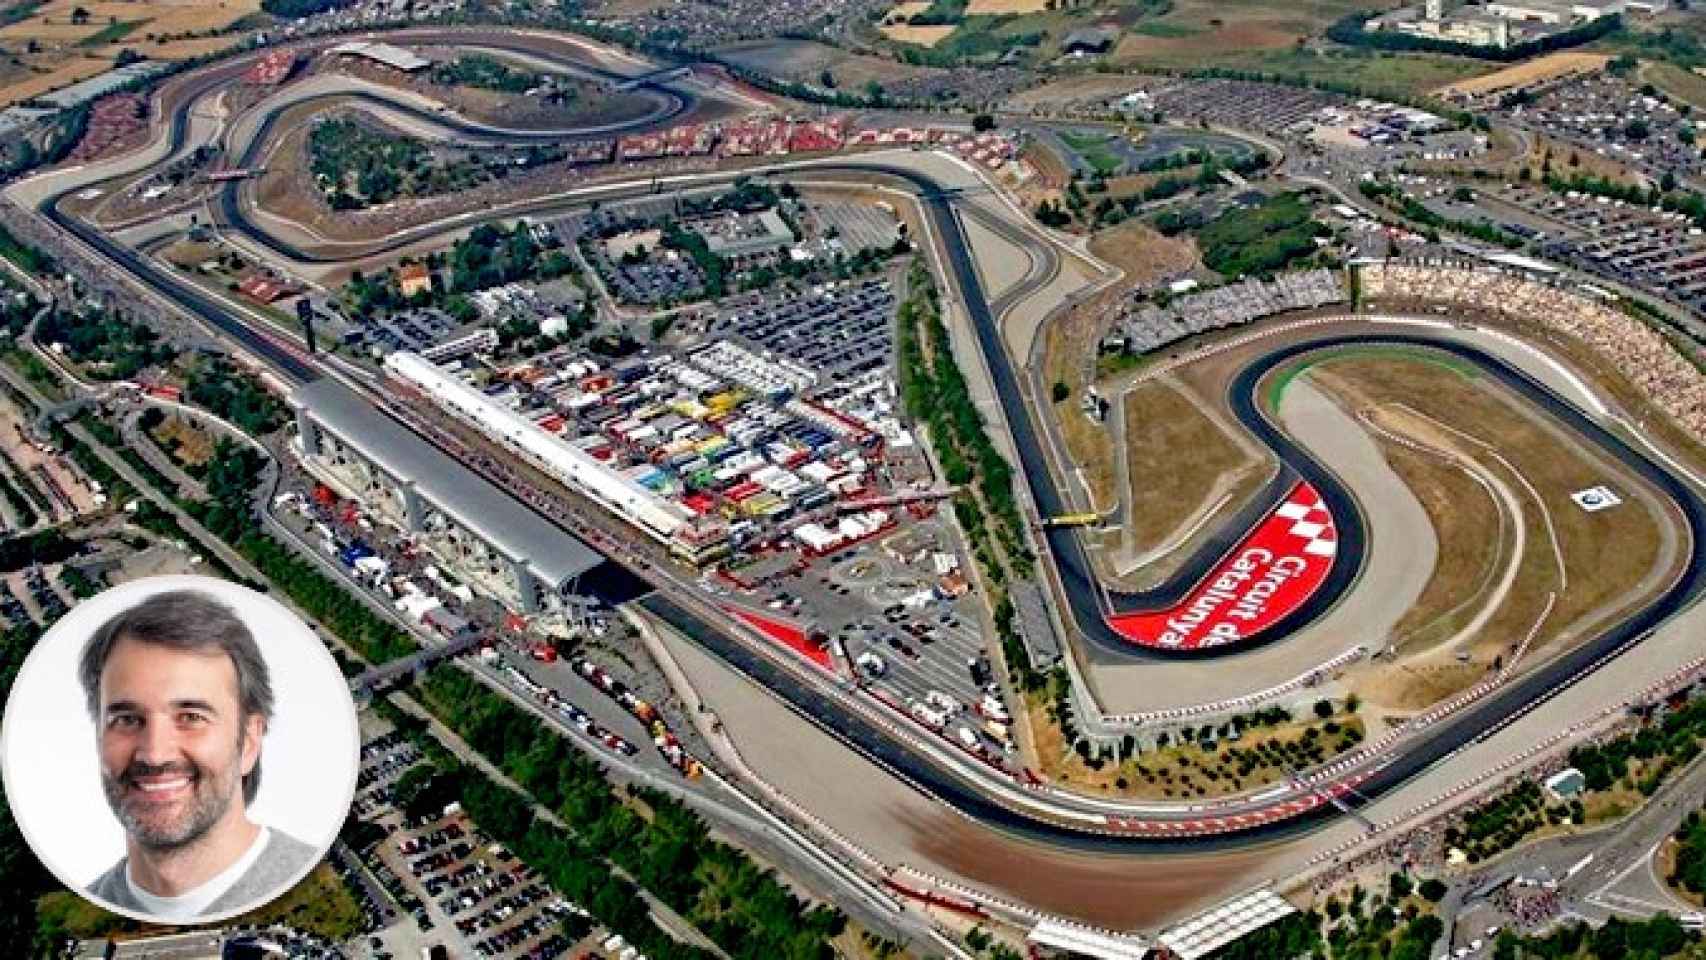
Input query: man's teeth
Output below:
<box><xmin>136</xmin><ymin>778</ymin><xmax>190</xmax><ymax>792</ymax></box>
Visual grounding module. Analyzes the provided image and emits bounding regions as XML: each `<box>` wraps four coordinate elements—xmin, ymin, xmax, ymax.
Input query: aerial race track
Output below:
<box><xmin>18</xmin><ymin>33</ymin><xmax>1706</xmax><ymax>847</ymax></box>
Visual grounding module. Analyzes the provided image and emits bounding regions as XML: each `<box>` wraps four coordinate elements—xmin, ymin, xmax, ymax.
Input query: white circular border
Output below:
<box><xmin>0</xmin><ymin>574</ymin><xmax>360</xmax><ymax>925</ymax></box>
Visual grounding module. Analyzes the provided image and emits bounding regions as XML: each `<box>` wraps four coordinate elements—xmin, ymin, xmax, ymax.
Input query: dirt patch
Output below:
<box><xmin>1005</xmin><ymin>73</ymin><xmax>1148</xmax><ymax>110</ymax></box>
<box><xmin>150</xmin><ymin>415</ymin><xmax>213</xmax><ymax>470</ymax></box>
<box><xmin>1085</xmin><ymin>216</ymin><xmax>1197</xmax><ymax>282</ymax></box>
<box><xmin>1439</xmin><ymin>51</ymin><xmax>1611</xmax><ymax>98</ymax></box>
<box><xmin>0</xmin><ymin>391</ymin><xmax>98</xmax><ymax>519</ymax></box>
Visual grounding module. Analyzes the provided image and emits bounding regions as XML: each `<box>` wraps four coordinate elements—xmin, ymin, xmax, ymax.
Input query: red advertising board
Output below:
<box><xmin>1108</xmin><ymin>482</ymin><xmax>1338</xmax><ymax>651</ymax></box>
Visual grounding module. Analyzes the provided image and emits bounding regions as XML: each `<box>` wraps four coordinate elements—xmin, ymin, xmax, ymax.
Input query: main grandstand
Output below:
<box><xmin>291</xmin><ymin>378</ymin><xmax>607</xmax><ymax>613</ymax></box>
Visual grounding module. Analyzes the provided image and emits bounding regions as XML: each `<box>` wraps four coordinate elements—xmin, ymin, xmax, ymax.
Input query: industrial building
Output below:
<box><xmin>290</xmin><ymin>379</ymin><xmax>606</xmax><ymax>614</ymax></box>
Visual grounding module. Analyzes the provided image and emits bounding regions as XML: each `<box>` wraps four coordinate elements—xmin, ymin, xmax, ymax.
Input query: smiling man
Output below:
<box><xmin>77</xmin><ymin>590</ymin><xmax>316</xmax><ymax>920</ymax></box>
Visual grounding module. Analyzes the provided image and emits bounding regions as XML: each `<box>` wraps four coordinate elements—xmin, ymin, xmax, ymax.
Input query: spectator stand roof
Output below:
<box><xmin>1026</xmin><ymin>920</ymin><xmax>1149</xmax><ymax>960</ymax></box>
<box><xmin>291</xmin><ymin>379</ymin><xmax>605</xmax><ymax>591</ymax></box>
<box><xmin>327</xmin><ymin>41</ymin><xmax>432</xmax><ymax>72</ymax></box>
<box><xmin>1157</xmin><ymin>888</ymin><xmax>1298</xmax><ymax>960</ymax></box>
<box><xmin>34</xmin><ymin>62</ymin><xmax>169</xmax><ymax>109</ymax></box>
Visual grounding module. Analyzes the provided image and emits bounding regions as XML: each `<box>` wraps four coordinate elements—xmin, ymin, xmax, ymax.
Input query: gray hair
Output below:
<box><xmin>79</xmin><ymin>590</ymin><xmax>274</xmax><ymax>804</ymax></box>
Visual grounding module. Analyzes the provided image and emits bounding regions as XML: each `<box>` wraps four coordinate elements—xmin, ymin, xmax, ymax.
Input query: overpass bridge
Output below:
<box><xmin>350</xmin><ymin>631</ymin><xmax>486</xmax><ymax>699</ymax></box>
<box><xmin>613</xmin><ymin>66</ymin><xmax>691</xmax><ymax>92</ymax></box>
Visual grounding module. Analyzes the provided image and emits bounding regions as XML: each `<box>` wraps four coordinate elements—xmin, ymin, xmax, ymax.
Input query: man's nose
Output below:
<box><xmin>134</xmin><ymin>719</ymin><xmax>183</xmax><ymax>763</ymax></box>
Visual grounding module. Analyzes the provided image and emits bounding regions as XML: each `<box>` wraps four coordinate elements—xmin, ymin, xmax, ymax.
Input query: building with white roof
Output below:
<box><xmin>382</xmin><ymin>352</ymin><xmax>728</xmax><ymax>565</ymax></box>
<box><xmin>1157</xmin><ymin>889</ymin><xmax>1297</xmax><ymax>960</ymax></box>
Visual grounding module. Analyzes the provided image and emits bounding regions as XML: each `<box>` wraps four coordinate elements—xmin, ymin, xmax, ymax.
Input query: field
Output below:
<box><xmin>712</xmin><ymin>37</ymin><xmax>936</xmax><ymax>89</ymax></box>
<box><xmin>880</xmin><ymin>23</ymin><xmax>956</xmax><ymax>46</ymax></box>
<box><xmin>0</xmin><ymin>0</ymin><xmax>257</xmax><ymax>107</ymax></box>
<box><xmin>0</xmin><ymin>0</ymin><xmax>258</xmax><ymax>44</ymax></box>
<box><xmin>0</xmin><ymin>54</ymin><xmax>108</xmax><ymax>107</ymax></box>
<box><xmin>966</xmin><ymin>0</ymin><xmax>1049</xmax><ymax>12</ymax></box>
<box><xmin>1106</xmin><ymin>0</ymin><xmax>1372</xmax><ymax>58</ymax></box>
<box><xmin>1642</xmin><ymin>60</ymin><xmax>1706</xmax><ymax>112</ymax></box>
<box><xmin>1057</xmin><ymin>129</ymin><xmax>1124</xmax><ymax>175</ymax></box>
<box><xmin>1115</xmin><ymin>40</ymin><xmax>1490</xmax><ymax>98</ymax></box>
<box><xmin>1439</xmin><ymin>50</ymin><xmax>1611</xmax><ymax>98</ymax></box>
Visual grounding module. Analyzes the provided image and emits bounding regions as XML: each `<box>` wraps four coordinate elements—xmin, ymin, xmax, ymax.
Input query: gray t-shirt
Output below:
<box><xmin>86</xmin><ymin>828</ymin><xmax>320</xmax><ymax>919</ymax></box>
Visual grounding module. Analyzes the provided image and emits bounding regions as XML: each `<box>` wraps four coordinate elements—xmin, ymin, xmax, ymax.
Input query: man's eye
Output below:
<box><xmin>179</xmin><ymin>713</ymin><xmax>208</xmax><ymax>725</ymax></box>
<box><xmin>109</xmin><ymin>715</ymin><xmax>140</xmax><ymax>728</ymax></box>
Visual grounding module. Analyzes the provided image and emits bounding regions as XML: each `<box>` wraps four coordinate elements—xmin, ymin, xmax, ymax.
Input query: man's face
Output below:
<box><xmin>96</xmin><ymin>637</ymin><xmax>261</xmax><ymax>850</ymax></box>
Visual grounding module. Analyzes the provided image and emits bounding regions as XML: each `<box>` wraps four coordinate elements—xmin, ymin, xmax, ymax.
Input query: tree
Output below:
<box><xmin>1314</xmin><ymin>699</ymin><xmax>1334</xmax><ymax>719</ymax></box>
<box><xmin>70</xmin><ymin>6</ymin><xmax>89</xmax><ymax>24</ymax></box>
<box><xmin>972</xmin><ymin>113</ymin><xmax>996</xmax><ymax>132</ymax></box>
<box><xmin>1051</xmin><ymin>380</ymin><xmax>1070</xmax><ymax>403</ymax></box>
<box><xmin>819</xmin><ymin>68</ymin><xmax>835</xmax><ymax>88</ymax></box>
<box><xmin>1388</xmin><ymin>871</ymin><xmax>1413</xmax><ymax>900</ymax></box>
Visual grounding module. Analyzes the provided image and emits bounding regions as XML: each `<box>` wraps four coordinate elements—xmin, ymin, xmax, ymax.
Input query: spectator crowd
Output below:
<box><xmin>1361</xmin><ymin>260</ymin><xmax>1706</xmax><ymax>439</ymax></box>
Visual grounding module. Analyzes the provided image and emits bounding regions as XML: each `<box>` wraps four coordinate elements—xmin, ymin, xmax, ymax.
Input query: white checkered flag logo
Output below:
<box><xmin>1275</xmin><ymin>495</ymin><xmax>1337</xmax><ymax>558</ymax></box>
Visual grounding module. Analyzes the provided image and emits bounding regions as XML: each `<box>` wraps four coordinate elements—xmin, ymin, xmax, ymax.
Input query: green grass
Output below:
<box><xmin>0</xmin><ymin>1</ymin><xmax>44</xmax><ymax>28</ymax></box>
<box><xmin>1265</xmin><ymin>346</ymin><xmax>1479</xmax><ymax>409</ymax></box>
<box><xmin>236</xmin><ymin>862</ymin><xmax>367</xmax><ymax>941</ymax></box>
<box><xmin>1130</xmin><ymin>21</ymin><xmax>1200</xmax><ymax>38</ymax></box>
<box><xmin>1643</xmin><ymin>61</ymin><xmax>1706</xmax><ymax>111</ymax></box>
<box><xmin>77</xmin><ymin>19</ymin><xmax>148</xmax><ymax>48</ymax></box>
<box><xmin>1059</xmin><ymin>130</ymin><xmax>1126</xmax><ymax>175</ymax></box>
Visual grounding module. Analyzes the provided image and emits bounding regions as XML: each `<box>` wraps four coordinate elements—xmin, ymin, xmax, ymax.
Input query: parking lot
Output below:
<box><xmin>708</xmin><ymin>276</ymin><xmax>897</xmax><ymax>382</ymax></box>
<box><xmin>1413</xmin><ymin>177</ymin><xmax>1706</xmax><ymax>326</ymax></box>
<box><xmin>715</xmin><ymin>516</ymin><xmax>1019</xmax><ymax>771</ymax></box>
<box><xmin>1499</xmin><ymin>70</ymin><xmax>1704</xmax><ymax>188</ymax></box>
<box><xmin>349</xmin><ymin>717</ymin><xmax>609</xmax><ymax>960</ymax></box>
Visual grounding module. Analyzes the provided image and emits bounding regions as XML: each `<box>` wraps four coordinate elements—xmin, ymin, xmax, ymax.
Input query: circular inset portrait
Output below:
<box><xmin>1</xmin><ymin>575</ymin><xmax>359</xmax><ymax>924</ymax></box>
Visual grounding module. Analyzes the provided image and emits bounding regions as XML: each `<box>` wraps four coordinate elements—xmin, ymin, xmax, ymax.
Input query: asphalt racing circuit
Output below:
<box><xmin>12</xmin><ymin>34</ymin><xmax>1706</xmax><ymax>850</ymax></box>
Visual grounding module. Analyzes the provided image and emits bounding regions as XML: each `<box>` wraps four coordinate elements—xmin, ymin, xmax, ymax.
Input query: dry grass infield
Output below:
<box><xmin>1121</xmin><ymin>378</ymin><xmax>1261</xmax><ymax>555</ymax></box>
<box><xmin>1439</xmin><ymin>51</ymin><xmax>1611</xmax><ymax>98</ymax></box>
<box><xmin>1043</xmin><ymin>310</ymin><xmax>1119</xmax><ymax>511</ymax></box>
<box><xmin>1307</xmin><ymin>355</ymin><xmax>1672</xmax><ymax>712</ymax></box>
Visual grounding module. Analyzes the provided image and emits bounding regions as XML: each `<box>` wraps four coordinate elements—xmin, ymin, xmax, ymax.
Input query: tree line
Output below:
<box><xmin>411</xmin><ymin>666</ymin><xmax>846</xmax><ymax>960</ymax></box>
